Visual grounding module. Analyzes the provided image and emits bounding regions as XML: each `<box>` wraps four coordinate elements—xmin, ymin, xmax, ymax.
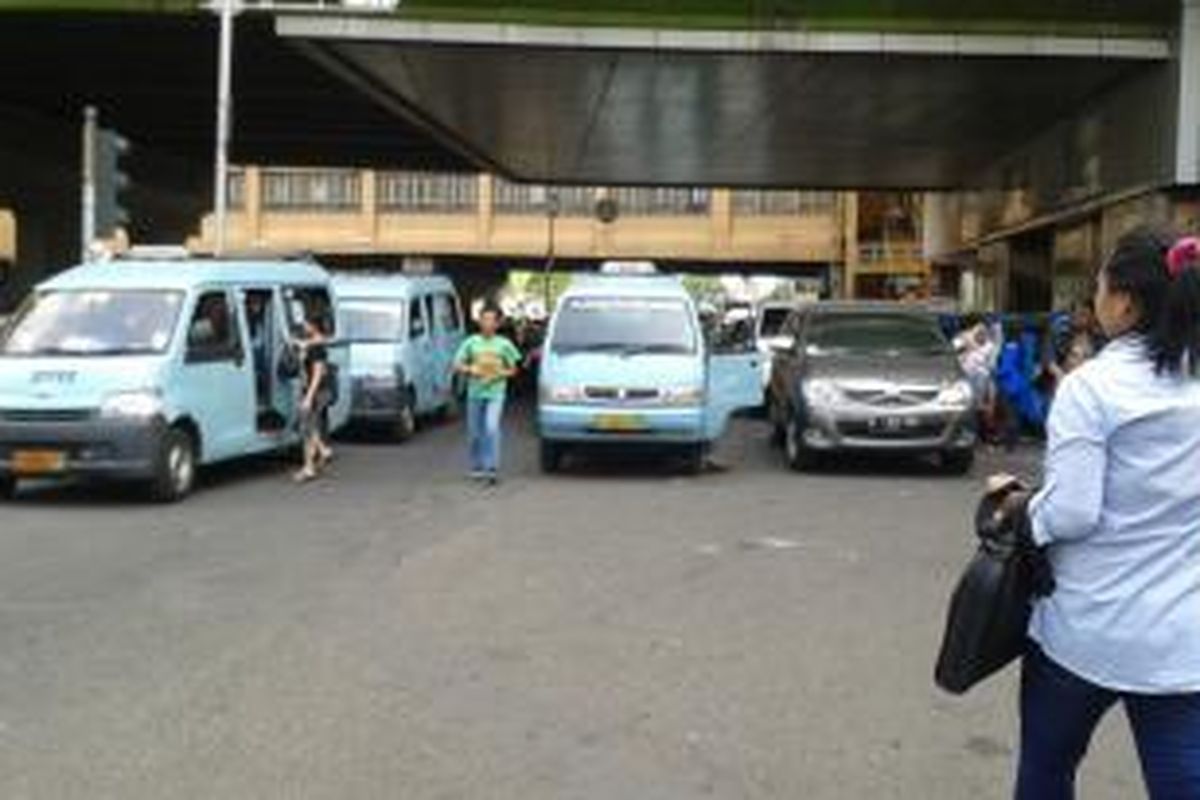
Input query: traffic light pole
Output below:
<box><xmin>81</xmin><ymin>105</ymin><xmax>97</xmax><ymax>262</ymax></box>
<box><xmin>213</xmin><ymin>0</ymin><xmax>236</xmax><ymax>256</ymax></box>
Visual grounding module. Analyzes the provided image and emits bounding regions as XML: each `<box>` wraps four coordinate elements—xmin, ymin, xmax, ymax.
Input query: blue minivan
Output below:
<box><xmin>333</xmin><ymin>273</ymin><xmax>466</xmax><ymax>439</ymax></box>
<box><xmin>537</xmin><ymin>273</ymin><xmax>762</xmax><ymax>473</ymax></box>
<box><xmin>0</xmin><ymin>256</ymin><xmax>350</xmax><ymax>501</ymax></box>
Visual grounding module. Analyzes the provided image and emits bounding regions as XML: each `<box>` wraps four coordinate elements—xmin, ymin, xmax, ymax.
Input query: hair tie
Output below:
<box><xmin>1167</xmin><ymin>236</ymin><xmax>1200</xmax><ymax>279</ymax></box>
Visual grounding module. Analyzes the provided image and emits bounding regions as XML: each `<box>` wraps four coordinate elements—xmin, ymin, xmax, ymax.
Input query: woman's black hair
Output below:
<box><xmin>1102</xmin><ymin>226</ymin><xmax>1200</xmax><ymax>376</ymax></box>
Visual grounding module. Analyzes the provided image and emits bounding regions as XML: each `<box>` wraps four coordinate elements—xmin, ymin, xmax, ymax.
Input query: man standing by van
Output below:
<box><xmin>454</xmin><ymin>303</ymin><xmax>521</xmax><ymax>484</ymax></box>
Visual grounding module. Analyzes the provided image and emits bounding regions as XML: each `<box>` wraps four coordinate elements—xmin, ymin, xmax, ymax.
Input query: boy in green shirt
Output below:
<box><xmin>453</xmin><ymin>303</ymin><xmax>522</xmax><ymax>484</ymax></box>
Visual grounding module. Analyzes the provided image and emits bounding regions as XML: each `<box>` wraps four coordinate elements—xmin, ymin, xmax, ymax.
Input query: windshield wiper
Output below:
<box><xmin>619</xmin><ymin>344</ymin><xmax>690</xmax><ymax>356</ymax></box>
<box><xmin>25</xmin><ymin>346</ymin><xmax>157</xmax><ymax>356</ymax></box>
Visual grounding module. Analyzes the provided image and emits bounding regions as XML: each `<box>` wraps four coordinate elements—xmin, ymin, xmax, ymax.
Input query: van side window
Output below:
<box><xmin>434</xmin><ymin>293</ymin><xmax>460</xmax><ymax>334</ymax></box>
<box><xmin>409</xmin><ymin>298</ymin><xmax>426</xmax><ymax>340</ymax></box>
<box><xmin>187</xmin><ymin>291</ymin><xmax>241</xmax><ymax>362</ymax></box>
<box><xmin>285</xmin><ymin>286</ymin><xmax>335</xmax><ymax>337</ymax></box>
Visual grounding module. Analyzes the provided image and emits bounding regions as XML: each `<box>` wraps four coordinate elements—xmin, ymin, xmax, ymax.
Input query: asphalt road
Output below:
<box><xmin>0</xmin><ymin>408</ymin><xmax>1144</xmax><ymax>799</ymax></box>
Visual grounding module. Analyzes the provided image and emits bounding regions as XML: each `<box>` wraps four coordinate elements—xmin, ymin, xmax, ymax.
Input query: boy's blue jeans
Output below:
<box><xmin>466</xmin><ymin>395</ymin><xmax>505</xmax><ymax>474</ymax></box>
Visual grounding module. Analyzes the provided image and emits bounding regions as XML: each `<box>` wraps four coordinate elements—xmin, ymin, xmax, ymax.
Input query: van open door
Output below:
<box><xmin>705</xmin><ymin>351</ymin><xmax>763</xmax><ymax>441</ymax></box>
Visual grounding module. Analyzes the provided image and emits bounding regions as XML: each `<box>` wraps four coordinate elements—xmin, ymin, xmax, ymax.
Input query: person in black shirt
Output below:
<box><xmin>294</xmin><ymin>316</ymin><xmax>334</xmax><ymax>483</ymax></box>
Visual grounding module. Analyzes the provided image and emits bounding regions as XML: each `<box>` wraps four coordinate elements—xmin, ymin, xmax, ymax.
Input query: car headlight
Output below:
<box><xmin>661</xmin><ymin>386</ymin><xmax>705</xmax><ymax>406</ymax></box>
<box><xmin>937</xmin><ymin>380</ymin><xmax>974</xmax><ymax>409</ymax></box>
<box><xmin>100</xmin><ymin>390</ymin><xmax>164</xmax><ymax>419</ymax></box>
<box><xmin>804</xmin><ymin>379</ymin><xmax>842</xmax><ymax>409</ymax></box>
<box><xmin>541</xmin><ymin>385</ymin><xmax>584</xmax><ymax>404</ymax></box>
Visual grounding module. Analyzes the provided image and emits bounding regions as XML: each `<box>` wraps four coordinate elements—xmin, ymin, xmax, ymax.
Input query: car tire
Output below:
<box><xmin>149</xmin><ymin>427</ymin><xmax>197</xmax><ymax>503</ymax></box>
<box><xmin>394</xmin><ymin>392</ymin><xmax>417</xmax><ymax>442</ymax></box>
<box><xmin>785</xmin><ymin>416</ymin><xmax>817</xmax><ymax>472</ymax></box>
<box><xmin>0</xmin><ymin>475</ymin><xmax>16</xmax><ymax>501</ymax></box>
<box><xmin>540</xmin><ymin>440</ymin><xmax>563</xmax><ymax>474</ymax></box>
<box><xmin>942</xmin><ymin>449</ymin><xmax>975</xmax><ymax>476</ymax></box>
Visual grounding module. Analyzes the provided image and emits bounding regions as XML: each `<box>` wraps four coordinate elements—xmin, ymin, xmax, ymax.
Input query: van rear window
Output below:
<box><xmin>341</xmin><ymin>301</ymin><xmax>403</xmax><ymax>342</ymax></box>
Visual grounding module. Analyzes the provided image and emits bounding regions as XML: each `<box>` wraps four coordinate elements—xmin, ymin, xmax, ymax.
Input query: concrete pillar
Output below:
<box><xmin>478</xmin><ymin>174</ymin><xmax>494</xmax><ymax>247</ymax></box>
<box><xmin>360</xmin><ymin>169</ymin><xmax>378</xmax><ymax>248</ymax></box>
<box><xmin>921</xmin><ymin>192</ymin><xmax>961</xmax><ymax>261</ymax></box>
<box><xmin>841</xmin><ymin>192</ymin><xmax>859</xmax><ymax>299</ymax></box>
<box><xmin>4</xmin><ymin>194</ymin><xmax>78</xmax><ymax>311</ymax></box>
<box><xmin>245</xmin><ymin>166</ymin><xmax>263</xmax><ymax>245</ymax></box>
<box><xmin>1178</xmin><ymin>0</ymin><xmax>1200</xmax><ymax>184</ymax></box>
<box><xmin>711</xmin><ymin>188</ymin><xmax>733</xmax><ymax>255</ymax></box>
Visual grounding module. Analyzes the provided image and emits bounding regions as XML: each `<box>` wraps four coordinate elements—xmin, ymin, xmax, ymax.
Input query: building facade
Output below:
<box><xmin>189</xmin><ymin>168</ymin><xmax>928</xmax><ymax>300</ymax></box>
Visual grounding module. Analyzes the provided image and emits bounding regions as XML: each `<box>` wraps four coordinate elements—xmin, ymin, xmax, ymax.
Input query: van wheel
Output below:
<box><xmin>394</xmin><ymin>392</ymin><xmax>417</xmax><ymax>442</ymax></box>
<box><xmin>149</xmin><ymin>427</ymin><xmax>197</xmax><ymax>503</ymax></box>
<box><xmin>0</xmin><ymin>475</ymin><xmax>16</xmax><ymax>500</ymax></box>
<box><xmin>785</xmin><ymin>416</ymin><xmax>817</xmax><ymax>472</ymax></box>
<box><xmin>540</xmin><ymin>440</ymin><xmax>563</xmax><ymax>474</ymax></box>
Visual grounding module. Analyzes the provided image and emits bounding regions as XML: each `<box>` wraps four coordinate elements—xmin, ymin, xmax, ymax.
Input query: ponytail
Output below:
<box><xmin>1104</xmin><ymin>229</ymin><xmax>1200</xmax><ymax>376</ymax></box>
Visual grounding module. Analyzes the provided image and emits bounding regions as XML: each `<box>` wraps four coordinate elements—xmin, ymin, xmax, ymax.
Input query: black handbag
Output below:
<box><xmin>934</xmin><ymin>487</ymin><xmax>1054</xmax><ymax>695</ymax></box>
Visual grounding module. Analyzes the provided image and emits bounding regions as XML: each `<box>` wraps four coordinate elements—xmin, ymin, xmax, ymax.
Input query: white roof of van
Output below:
<box><xmin>332</xmin><ymin>273</ymin><xmax>456</xmax><ymax>299</ymax></box>
<box><xmin>563</xmin><ymin>273</ymin><xmax>689</xmax><ymax>301</ymax></box>
<box><xmin>39</xmin><ymin>259</ymin><xmax>332</xmax><ymax>293</ymax></box>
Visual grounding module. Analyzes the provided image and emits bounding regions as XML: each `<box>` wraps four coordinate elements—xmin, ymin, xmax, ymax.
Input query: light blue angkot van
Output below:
<box><xmin>537</xmin><ymin>272</ymin><xmax>762</xmax><ymax>473</ymax></box>
<box><xmin>333</xmin><ymin>273</ymin><xmax>465</xmax><ymax>439</ymax></box>
<box><xmin>0</xmin><ymin>256</ymin><xmax>350</xmax><ymax>501</ymax></box>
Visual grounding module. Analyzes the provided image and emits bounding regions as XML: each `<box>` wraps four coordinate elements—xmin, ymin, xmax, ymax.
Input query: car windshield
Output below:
<box><xmin>808</xmin><ymin>313</ymin><xmax>949</xmax><ymax>356</ymax></box>
<box><xmin>551</xmin><ymin>297</ymin><xmax>697</xmax><ymax>355</ymax></box>
<box><xmin>0</xmin><ymin>290</ymin><xmax>184</xmax><ymax>356</ymax></box>
<box><xmin>341</xmin><ymin>300</ymin><xmax>403</xmax><ymax>342</ymax></box>
<box><xmin>758</xmin><ymin>308</ymin><xmax>791</xmax><ymax>338</ymax></box>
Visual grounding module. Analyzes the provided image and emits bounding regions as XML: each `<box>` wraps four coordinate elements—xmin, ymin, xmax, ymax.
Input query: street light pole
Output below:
<box><xmin>543</xmin><ymin>190</ymin><xmax>560</xmax><ymax>311</ymax></box>
<box><xmin>81</xmin><ymin>105</ymin><xmax>97</xmax><ymax>262</ymax></box>
<box><xmin>213</xmin><ymin>0</ymin><xmax>236</xmax><ymax>256</ymax></box>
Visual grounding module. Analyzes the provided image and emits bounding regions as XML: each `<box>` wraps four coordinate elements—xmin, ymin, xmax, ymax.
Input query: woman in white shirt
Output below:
<box><xmin>1015</xmin><ymin>229</ymin><xmax>1200</xmax><ymax>799</ymax></box>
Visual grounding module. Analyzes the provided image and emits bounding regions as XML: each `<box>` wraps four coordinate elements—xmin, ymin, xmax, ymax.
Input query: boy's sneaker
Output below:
<box><xmin>468</xmin><ymin>470</ymin><xmax>487</xmax><ymax>481</ymax></box>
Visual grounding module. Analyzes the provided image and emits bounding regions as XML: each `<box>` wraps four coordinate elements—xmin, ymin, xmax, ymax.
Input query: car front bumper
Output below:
<box><xmin>802</xmin><ymin>405</ymin><xmax>977</xmax><ymax>453</ymax></box>
<box><xmin>539</xmin><ymin>404</ymin><xmax>707</xmax><ymax>444</ymax></box>
<box><xmin>0</xmin><ymin>415</ymin><xmax>167</xmax><ymax>481</ymax></box>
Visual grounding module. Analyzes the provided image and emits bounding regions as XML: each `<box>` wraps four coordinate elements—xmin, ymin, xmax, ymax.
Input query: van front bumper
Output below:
<box><xmin>350</xmin><ymin>378</ymin><xmax>402</xmax><ymax>422</ymax></box>
<box><xmin>0</xmin><ymin>415</ymin><xmax>166</xmax><ymax>481</ymax></box>
<box><xmin>539</xmin><ymin>404</ymin><xmax>706</xmax><ymax>444</ymax></box>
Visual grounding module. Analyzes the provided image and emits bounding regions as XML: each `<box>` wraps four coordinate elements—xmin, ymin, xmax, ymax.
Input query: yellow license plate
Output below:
<box><xmin>12</xmin><ymin>449</ymin><xmax>67</xmax><ymax>476</ymax></box>
<box><xmin>593</xmin><ymin>413</ymin><xmax>646</xmax><ymax>432</ymax></box>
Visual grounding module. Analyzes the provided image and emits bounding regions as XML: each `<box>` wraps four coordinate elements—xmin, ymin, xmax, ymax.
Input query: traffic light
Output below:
<box><xmin>94</xmin><ymin>127</ymin><xmax>130</xmax><ymax>240</ymax></box>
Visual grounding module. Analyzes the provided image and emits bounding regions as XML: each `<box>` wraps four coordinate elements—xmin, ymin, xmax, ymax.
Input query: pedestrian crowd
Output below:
<box><xmin>951</xmin><ymin>301</ymin><xmax>1105</xmax><ymax>448</ymax></box>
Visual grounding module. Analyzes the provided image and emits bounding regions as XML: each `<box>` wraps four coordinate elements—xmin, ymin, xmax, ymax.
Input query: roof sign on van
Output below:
<box><xmin>599</xmin><ymin>260</ymin><xmax>658</xmax><ymax>275</ymax></box>
<box><xmin>568</xmin><ymin>298</ymin><xmax>682</xmax><ymax>312</ymax></box>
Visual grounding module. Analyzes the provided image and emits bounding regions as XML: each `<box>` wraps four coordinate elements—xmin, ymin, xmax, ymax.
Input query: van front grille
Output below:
<box><xmin>0</xmin><ymin>408</ymin><xmax>96</xmax><ymax>424</ymax></box>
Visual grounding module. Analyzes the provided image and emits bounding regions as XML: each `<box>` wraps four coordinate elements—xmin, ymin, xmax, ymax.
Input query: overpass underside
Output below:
<box><xmin>280</xmin><ymin>16</ymin><xmax>1170</xmax><ymax>190</ymax></box>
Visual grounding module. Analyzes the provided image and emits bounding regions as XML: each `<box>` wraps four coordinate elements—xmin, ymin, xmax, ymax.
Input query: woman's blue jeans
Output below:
<box><xmin>1017</xmin><ymin>644</ymin><xmax>1200</xmax><ymax>800</ymax></box>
